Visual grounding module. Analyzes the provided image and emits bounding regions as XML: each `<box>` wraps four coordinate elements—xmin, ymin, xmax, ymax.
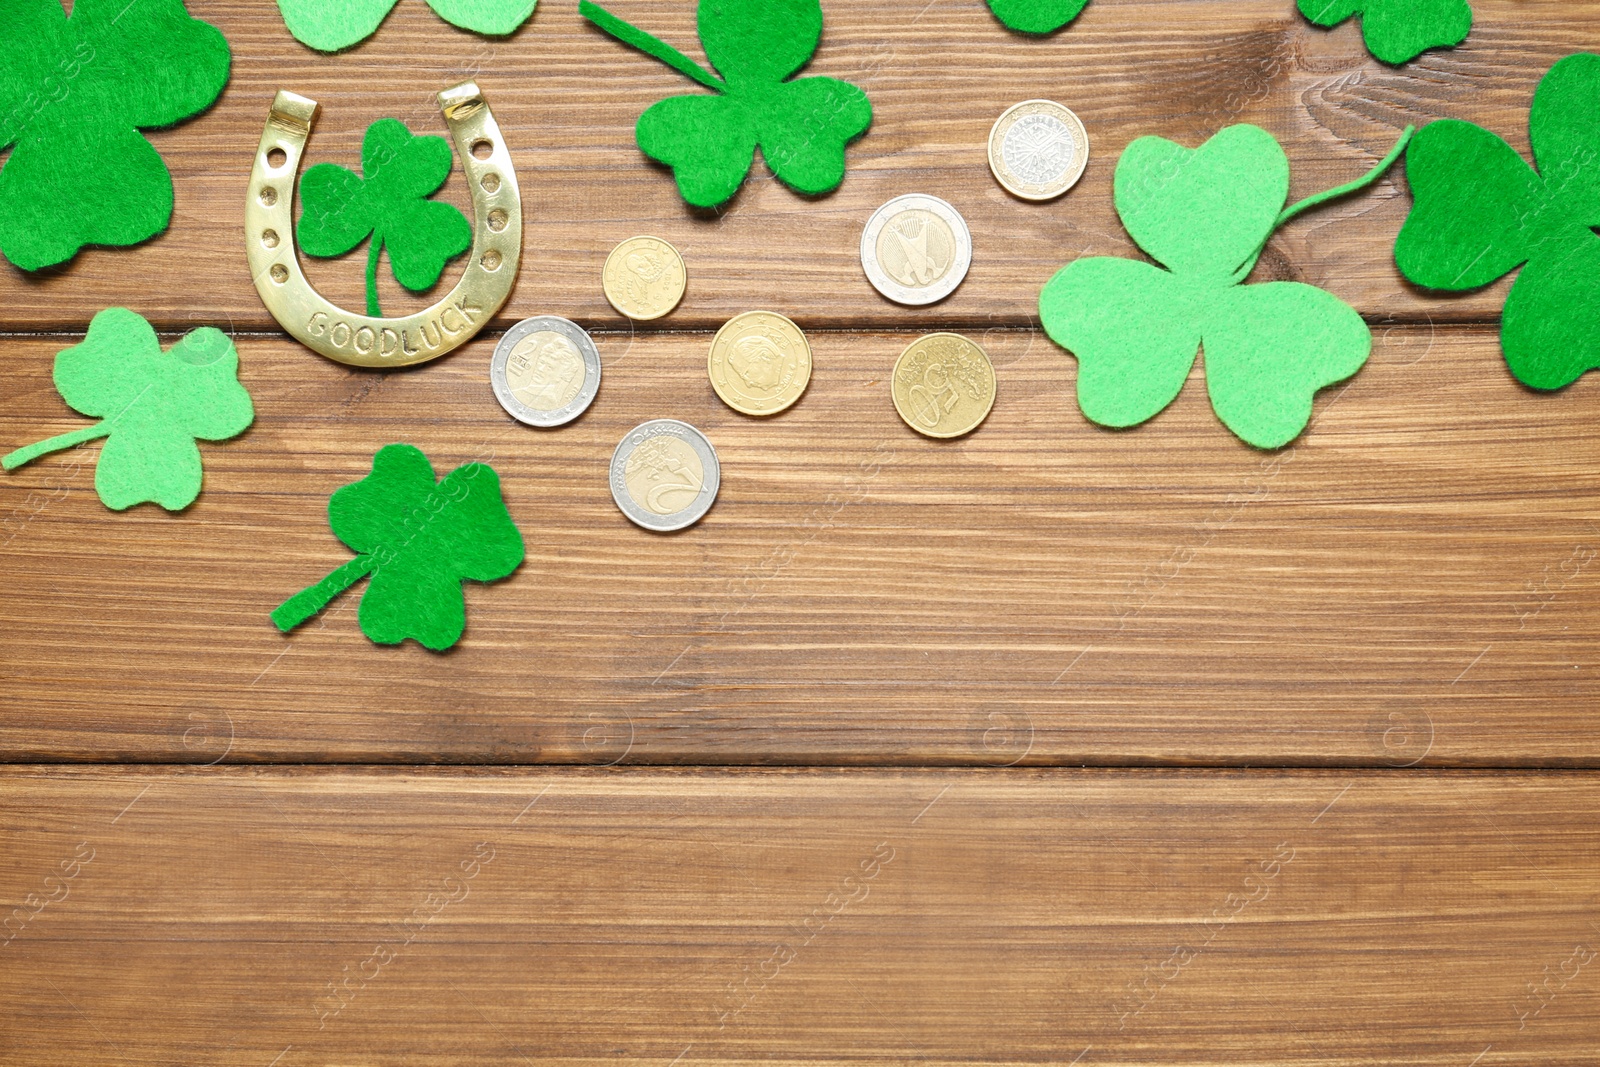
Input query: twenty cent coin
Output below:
<box><xmin>490</xmin><ymin>316</ymin><xmax>601</xmax><ymax>428</ymax></box>
<box><xmin>708</xmin><ymin>311</ymin><xmax>812</xmax><ymax>416</ymax></box>
<box><xmin>891</xmin><ymin>333</ymin><xmax>997</xmax><ymax>440</ymax></box>
<box><xmin>859</xmin><ymin>194</ymin><xmax>972</xmax><ymax>306</ymax></box>
<box><xmin>988</xmin><ymin>99</ymin><xmax>1089</xmax><ymax>201</ymax></box>
<box><xmin>610</xmin><ymin>419</ymin><xmax>720</xmax><ymax>532</ymax></box>
<box><xmin>603</xmin><ymin>235</ymin><xmax>687</xmax><ymax>320</ymax></box>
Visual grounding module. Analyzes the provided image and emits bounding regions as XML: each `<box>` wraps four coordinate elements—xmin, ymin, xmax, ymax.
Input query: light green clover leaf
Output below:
<box><xmin>271</xmin><ymin>444</ymin><xmax>525</xmax><ymax>651</ymax></box>
<box><xmin>0</xmin><ymin>0</ymin><xmax>230</xmax><ymax>271</ymax></box>
<box><xmin>296</xmin><ymin>118</ymin><xmax>472</xmax><ymax>319</ymax></box>
<box><xmin>1396</xmin><ymin>53</ymin><xmax>1600</xmax><ymax>390</ymax></box>
<box><xmin>1040</xmin><ymin>123</ymin><xmax>1412</xmax><ymax>449</ymax></box>
<box><xmin>580</xmin><ymin>0</ymin><xmax>872</xmax><ymax>208</ymax></box>
<box><xmin>276</xmin><ymin>0</ymin><xmax>537</xmax><ymax>52</ymax></box>
<box><xmin>3</xmin><ymin>308</ymin><xmax>254</xmax><ymax>511</ymax></box>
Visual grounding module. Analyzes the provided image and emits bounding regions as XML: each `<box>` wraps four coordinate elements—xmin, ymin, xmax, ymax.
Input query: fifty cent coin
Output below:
<box><xmin>988</xmin><ymin>99</ymin><xmax>1089</xmax><ymax>201</ymax></box>
<box><xmin>708</xmin><ymin>311</ymin><xmax>812</xmax><ymax>416</ymax></box>
<box><xmin>891</xmin><ymin>333</ymin><xmax>997</xmax><ymax>440</ymax></box>
<box><xmin>860</xmin><ymin>194</ymin><xmax>972</xmax><ymax>306</ymax></box>
<box><xmin>610</xmin><ymin>420</ymin><xmax>720</xmax><ymax>532</ymax></box>
<box><xmin>491</xmin><ymin>316</ymin><xmax>601</xmax><ymax>428</ymax></box>
<box><xmin>603</xmin><ymin>235</ymin><xmax>686</xmax><ymax>320</ymax></box>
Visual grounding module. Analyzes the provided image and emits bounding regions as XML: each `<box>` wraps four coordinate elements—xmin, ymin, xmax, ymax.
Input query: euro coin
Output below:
<box><xmin>708</xmin><ymin>311</ymin><xmax>812</xmax><ymax>416</ymax></box>
<box><xmin>603</xmin><ymin>235</ymin><xmax>686</xmax><ymax>320</ymax></box>
<box><xmin>490</xmin><ymin>316</ymin><xmax>601</xmax><ymax>428</ymax></box>
<box><xmin>891</xmin><ymin>333</ymin><xmax>996</xmax><ymax>439</ymax></box>
<box><xmin>859</xmin><ymin>194</ymin><xmax>972</xmax><ymax>306</ymax></box>
<box><xmin>610</xmin><ymin>419</ymin><xmax>720</xmax><ymax>532</ymax></box>
<box><xmin>988</xmin><ymin>99</ymin><xmax>1089</xmax><ymax>201</ymax></box>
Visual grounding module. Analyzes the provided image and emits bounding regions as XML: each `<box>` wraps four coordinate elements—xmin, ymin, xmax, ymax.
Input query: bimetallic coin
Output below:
<box><xmin>491</xmin><ymin>316</ymin><xmax>602</xmax><ymax>428</ymax></box>
<box><xmin>610</xmin><ymin>419</ymin><xmax>720</xmax><ymax>532</ymax></box>
<box><xmin>603</xmin><ymin>235</ymin><xmax>687</xmax><ymax>320</ymax></box>
<box><xmin>708</xmin><ymin>311</ymin><xmax>812</xmax><ymax>416</ymax></box>
<box><xmin>891</xmin><ymin>333</ymin><xmax>997</xmax><ymax>440</ymax></box>
<box><xmin>859</xmin><ymin>194</ymin><xmax>973</xmax><ymax>306</ymax></box>
<box><xmin>988</xmin><ymin>99</ymin><xmax>1090</xmax><ymax>201</ymax></box>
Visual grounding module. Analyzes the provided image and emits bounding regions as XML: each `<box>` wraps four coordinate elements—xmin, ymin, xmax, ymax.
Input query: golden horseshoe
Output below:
<box><xmin>245</xmin><ymin>82</ymin><xmax>522</xmax><ymax>369</ymax></box>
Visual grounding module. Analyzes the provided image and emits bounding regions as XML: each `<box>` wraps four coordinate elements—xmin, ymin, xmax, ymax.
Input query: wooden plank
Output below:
<box><xmin>1</xmin><ymin>0</ymin><xmax>1595</xmax><ymax>330</ymax></box>
<box><xmin>4</xmin><ymin>324</ymin><xmax>1599</xmax><ymax>765</ymax></box>
<box><xmin>1</xmin><ymin>767</ymin><xmax>1596</xmax><ymax>1066</ymax></box>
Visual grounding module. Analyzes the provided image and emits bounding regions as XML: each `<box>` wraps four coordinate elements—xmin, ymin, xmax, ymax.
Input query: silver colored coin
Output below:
<box><xmin>490</xmin><ymin>316</ymin><xmax>602</xmax><ymax>428</ymax></box>
<box><xmin>610</xmin><ymin>419</ymin><xmax>721</xmax><ymax>532</ymax></box>
<box><xmin>988</xmin><ymin>99</ymin><xmax>1089</xmax><ymax>201</ymax></box>
<box><xmin>859</xmin><ymin>194</ymin><xmax>973</xmax><ymax>306</ymax></box>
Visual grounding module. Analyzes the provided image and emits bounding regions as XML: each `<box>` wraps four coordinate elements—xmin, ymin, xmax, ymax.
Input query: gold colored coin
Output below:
<box><xmin>891</xmin><ymin>333</ymin><xmax>997</xmax><ymax>439</ymax></box>
<box><xmin>708</xmin><ymin>311</ymin><xmax>812</xmax><ymax>417</ymax></box>
<box><xmin>603</xmin><ymin>235</ymin><xmax>686</xmax><ymax>320</ymax></box>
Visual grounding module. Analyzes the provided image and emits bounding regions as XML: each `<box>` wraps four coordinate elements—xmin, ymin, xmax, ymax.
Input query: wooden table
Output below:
<box><xmin>3</xmin><ymin>2</ymin><xmax>1598</xmax><ymax>1063</ymax></box>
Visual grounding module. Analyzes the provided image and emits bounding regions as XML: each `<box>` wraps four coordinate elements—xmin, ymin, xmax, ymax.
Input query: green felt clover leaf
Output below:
<box><xmin>297</xmin><ymin>118</ymin><xmax>472</xmax><ymax>319</ymax></box>
<box><xmin>580</xmin><ymin>0</ymin><xmax>872</xmax><ymax>208</ymax></box>
<box><xmin>2</xmin><ymin>308</ymin><xmax>253</xmax><ymax>511</ymax></box>
<box><xmin>272</xmin><ymin>444</ymin><xmax>525</xmax><ymax>652</ymax></box>
<box><xmin>275</xmin><ymin>0</ymin><xmax>537</xmax><ymax>52</ymax></box>
<box><xmin>1040</xmin><ymin>123</ymin><xmax>1413</xmax><ymax>449</ymax></box>
<box><xmin>1298</xmin><ymin>0</ymin><xmax>1472</xmax><ymax>65</ymax></box>
<box><xmin>986</xmin><ymin>0</ymin><xmax>1091</xmax><ymax>35</ymax></box>
<box><xmin>0</xmin><ymin>0</ymin><xmax>230</xmax><ymax>271</ymax></box>
<box><xmin>1396</xmin><ymin>53</ymin><xmax>1600</xmax><ymax>390</ymax></box>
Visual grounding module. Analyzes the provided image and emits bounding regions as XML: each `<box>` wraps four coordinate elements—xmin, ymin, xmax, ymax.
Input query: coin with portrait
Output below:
<box><xmin>708</xmin><ymin>311</ymin><xmax>812</xmax><ymax>416</ymax></box>
<box><xmin>490</xmin><ymin>316</ymin><xmax>602</xmax><ymax>428</ymax></box>
<box><xmin>859</xmin><ymin>194</ymin><xmax>972</xmax><ymax>306</ymax></box>
<box><xmin>890</xmin><ymin>332</ymin><xmax>996</xmax><ymax>440</ymax></box>
<box><xmin>609</xmin><ymin>419</ymin><xmax>721</xmax><ymax>532</ymax></box>
<box><xmin>603</xmin><ymin>235</ymin><xmax>687</xmax><ymax>321</ymax></box>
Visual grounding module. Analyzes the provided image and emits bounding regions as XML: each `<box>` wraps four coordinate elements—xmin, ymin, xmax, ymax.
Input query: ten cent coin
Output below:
<box><xmin>603</xmin><ymin>235</ymin><xmax>687</xmax><ymax>320</ymax></box>
<box><xmin>891</xmin><ymin>333</ymin><xmax>997</xmax><ymax>439</ymax></box>
<box><xmin>708</xmin><ymin>311</ymin><xmax>812</xmax><ymax>416</ymax></box>
<box><xmin>859</xmin><ymin>194</ymin><xmax>972</xmax><ymax>306</ymax></box>
<box><xmin>988</xmin><ymin>99</ymin><xmax>1089</xmax><ymax>201</ymax></box>
<box><xmin>490</xmin><ymin>316</ymin><xmax>601</xmax><ymax>428</ymax></box>
<box><xmin>610</xmin><ymin>419</ymin><xmax>720</xmax><ymax>532</ymax></box>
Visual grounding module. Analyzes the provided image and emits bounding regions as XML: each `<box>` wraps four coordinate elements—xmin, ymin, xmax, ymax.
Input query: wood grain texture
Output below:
<box><xmin>3</xmin><ymin>768</ymin><xmax>1597</xmax><ymax>1066</ymax></box>
<box><xmin>1</xmin><ymin>0</ymin><xmax>1597</xmax><ymax>330</ymax></box>
<box><xmin>5</xmin><ymin>325</ymin><xmax>1599</xmax><ymax>765</ymax></box>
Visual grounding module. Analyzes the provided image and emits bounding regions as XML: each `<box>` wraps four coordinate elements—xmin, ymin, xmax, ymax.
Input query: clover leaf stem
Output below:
<box><xmin>580</xmin><ymin>0</ymin><xmax>729</xmax><ymax>93</ymax></box>
<box><xmin>2</xmin><ymin>422</ymin><xmax>110</xmax><ymax>471</ymax></box>
<box><xmin>1231</xmin><ymin>125</ymin><xmax>1416</xmax><ymax>282</ymax></box>
<box><xmin>271</xmin><ymin>554</ymin><xmax>377</xmax><ymax>633</ymax></box>
<box><xmin>366</xmin><ymin>237</ymin><xmax>384</xmax><ymax>319</ymax></box>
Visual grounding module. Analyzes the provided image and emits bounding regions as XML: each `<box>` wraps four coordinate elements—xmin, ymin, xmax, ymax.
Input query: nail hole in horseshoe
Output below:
<box><xmin>481</xmin><ymin>250</ymin><xmax>502</xmax><ymax>271</ymax></box>
<box><xmin>262</xmin><ymin>229</ymin><xmax>279</xmax><ymax>249</ymax></box>
<box><xmin>487</xmin><ymin>208</ymin><xmax>508</xmax><ymax>233</ymax></box>
<box><xmin>481</xmin><ymin>172</ymin><xmax>501</xmax><ymax>194</ymax></box>
<box><xmin>267</xmin><ymin>147</ymin><xmax>287</xmax><ymax>169</ymax></box>
<box><xmin>269</xmin><ymin>264</ymin><xmax>288</xmax><ymax>284</ymax></box>
<box><xmin>471</xmin><ymin>139</ymin><xmax>493</xmax><ymax>160</ymax></box>
<box><xmin>259</xmin><ymin>186</ymin><xmax>278</xmax><ymax>207</ymax></box>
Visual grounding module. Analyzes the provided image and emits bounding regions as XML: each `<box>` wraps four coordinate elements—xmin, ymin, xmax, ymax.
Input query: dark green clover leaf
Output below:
<box><xmin>1396</xmin><ymin>53</ymin><xmax>1600</xmax><ymax>390</ymax></box>
<box><xmin>1298</xmin><ymin>0</ymin><xmax>1471</xmax><ymax>65</ymax></box>
<box><xmin>0</xmin><ymin>0</ymin><xmax>230</xmax><ymax>271</ymax></box>
<box><xmin>1040</xmin><ymin>123</ymin><xmax>1412</xmax><ymax>449</ymax></box>
<box><xmin>272</xmin><ymin>444</ymin><xmax>524</xmax><ymax>652</ymax></box>
<box><xmin>297</xmin><ymin>118</ymin><xmax>472</xmax><ymax>318</ymax></box>
<box><xmin>3</xmin><ymin>308</ymin><xmax>253</xmax><ymax>511</ymax></box>
<box><xmin>986</xmin><ymin>0</ymin><xmax>1091</xmax><ymax>35</ymax></box>
<box><xmin>276</xmin><ymin>0</ymin><xmax>537</xmax><ymax>53</ymax></box>
<box><xmin>580</xmin><ymin>0</ymin><xmax>872</xmax><ymax>208</ymax></box>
